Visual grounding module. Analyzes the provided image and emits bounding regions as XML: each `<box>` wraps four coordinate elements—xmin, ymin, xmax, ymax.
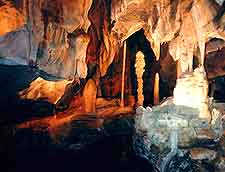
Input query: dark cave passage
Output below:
<box><xmin>127</xmin><ymin>29</ymin><xmax>158</xmax><ymax>107</ymax></box>
<box><xmin>99</xmin><ymin>29</ymin><xmax>177</xmax><ymax>107</ymax></box>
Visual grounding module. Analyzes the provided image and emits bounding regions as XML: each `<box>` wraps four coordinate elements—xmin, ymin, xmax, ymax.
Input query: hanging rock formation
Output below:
<box><xmin>0</xmin><ymin>0</ymin><xmax>224</xmax><ymax>79</ymax></box>
<box><xmin>110</xmin><ymin>0</ymin><xmax>225</xmax><ymax>73</ymax></box>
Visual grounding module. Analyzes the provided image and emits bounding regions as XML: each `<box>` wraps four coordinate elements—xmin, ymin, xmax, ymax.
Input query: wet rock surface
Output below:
<box><xmin>0</xmin><ymin>114</ymin><xmax>156</xmax><ymax>172</ymax></box>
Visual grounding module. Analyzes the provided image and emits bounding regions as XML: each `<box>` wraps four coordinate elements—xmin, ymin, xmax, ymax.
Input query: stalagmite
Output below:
<box><xmin>154</xmin><ymin>73</ymin><xmax>160</xmax><ymax>105</ymax></box>
<box><xmin>83</xmin><ymin>79</ymin><xmax>97</xmax><ymax>113</ymax></box>
<box><xmin>135</xmin><ymin>51</ymin><xmax>145</xmax><ymax>106</ymax></box>
<box><xmin>120</xmin><ymin>41</ymin><xmax>127</xmax><ymax>107</ymax></box>
<box><xmin>154</xmin><ymin>47</ymin><xmax>160</xmax><ymax>105</ymax></box>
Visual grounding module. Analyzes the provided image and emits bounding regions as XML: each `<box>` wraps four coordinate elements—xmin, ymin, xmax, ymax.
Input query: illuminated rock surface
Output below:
<box><xmin>135</xmin><ymin>68</ymin><xmax>223</xmax><ymax>151</ymax></box>
<box><xmin>0</xmin><ymin>0</ymin><xmax>92</xmax><ymax>78</ymax></box>
<box><xmin>135</xmin><ymin>51</ymin><xmax>145</xmax><ymax>106</ymax></box>
<box><xmin>173</xmin><ymin>67</ymin><xmax>210</xmax><ymax>119</ymax></box>
<box><xmin>19</xmin><ymin>77</ymin><xmax>73</xmax><ymax>104</ymax></box>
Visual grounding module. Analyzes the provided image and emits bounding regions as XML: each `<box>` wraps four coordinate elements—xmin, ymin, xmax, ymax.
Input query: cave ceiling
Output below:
<box><xmin>0</xmin><ymin>0</ymin><xmax>224</xmax><ymax>78</ymax></box>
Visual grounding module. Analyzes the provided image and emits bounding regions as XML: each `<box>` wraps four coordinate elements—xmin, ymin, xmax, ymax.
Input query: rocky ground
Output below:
<box><xmin>0</xmin><ymin>103</ymin><xmax>225</xmax><ymax>172</ymax></box>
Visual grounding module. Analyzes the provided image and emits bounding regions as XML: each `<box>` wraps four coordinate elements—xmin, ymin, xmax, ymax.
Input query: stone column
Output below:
<box><xmin>154</xmin><ymin>73</ymin><xmax>160</xmax><ymax>105</ymax></box>
<box><xmin>120</xmin><ymin>41</ymin><xmax>127</xmax><ymax>107</ymax></box>
<box><xmin>135</xmin><ymin>51</ymin><xmax>145</xmax><ymax>106</ymax></box>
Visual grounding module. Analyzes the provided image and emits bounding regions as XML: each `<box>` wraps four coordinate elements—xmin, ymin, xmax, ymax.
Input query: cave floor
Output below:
<box><xmin>1</xmin><ymin>101</ymin><xmax>225</xmax><ymax>172</ymax></box>
<box><xmin>1</xmin><ymin>98</ymin><xmax>141</xmax><ymax>172</ymax></box>
<box><xmin>17</xmin><ymin>98</ymin><xmax>135</xmax><ymax>130</ymax></box>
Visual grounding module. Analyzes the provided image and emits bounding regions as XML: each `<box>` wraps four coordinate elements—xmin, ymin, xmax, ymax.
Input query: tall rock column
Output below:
<box><xmin>120</xmin><ymin>41</ymin><xmax>127</xmax><ymax>107</ymax></box>
<box><xmin>154</xmin><ymin>48</ymin><xmax>160</xmax><ymax>105</ymax></box>
<box><xmin>135</xmin><ymin>51</ymin><xmax>145</xmax><ymax>106</ymax></box>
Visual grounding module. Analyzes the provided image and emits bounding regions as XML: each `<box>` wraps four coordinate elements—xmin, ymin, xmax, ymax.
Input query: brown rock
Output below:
<box><xmin>190</xmin><ymin>148</ymin><xmax>217</xmax><ymax>160</ymax></box>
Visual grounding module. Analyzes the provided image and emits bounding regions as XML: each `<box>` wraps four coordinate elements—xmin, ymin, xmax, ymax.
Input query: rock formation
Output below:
<box><xmin>0</xmin><ymin>1</ymin><xmax>225</xmax><ymax>171</ymax></box>
<box><xmin>135</xmin><ymin>51</ymin><xmax>145</xmax><ymax>106</ymax></box>
<box><xmin>173</xmin><ymin>66</ymin><xmax>210</xmax><ymax>119</ymax></box>
<box><xmin>110</xmin><ymin>0</ymin><xmax>225</xmax><ymax>76</ymax></box>
<box><xmin>19</xmin><ymin>77</ymin><xmax>73</xmax><ymax>104</ymax></box>
<box><xmin>0</xmin><ymin>0</ymin><xmax>92</xmax><ymax>78</ymax></box>
<box><xmin>83</xmin><ymin>79</ymin><xmax>97</xmax><ymax>112</ymax></box>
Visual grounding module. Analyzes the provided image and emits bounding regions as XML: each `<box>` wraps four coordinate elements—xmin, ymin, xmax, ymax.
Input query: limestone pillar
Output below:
<box><xmin>120</xmin><ymin>41</ymin><xmax>127</xmax><ymax>107</ymax></box>
<box><xmin>154</xmin><ymin>73</ymin><xmax>160</xmax><ymax>105</ymax></box>
<box><xmin>135</xmin><ymin>51</ymin><xmax>145</xmax><ymax>106</ymax></box>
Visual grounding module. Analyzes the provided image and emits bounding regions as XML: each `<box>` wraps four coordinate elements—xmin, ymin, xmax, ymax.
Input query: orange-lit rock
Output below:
<box><xmin>83</xmin><ymin>79</ymin><xmax>97</xmax><ymax>113</ymax></box>
<box><xmin>19</xmin><ymin>77</ymin><xmax>73</xmax><ymax>104</ymax></box>
<box><xmin>0</xmin><ymin>0</ymin><xmax>92</xmax><ymax>78</ymax></box>
<box><xmin>0</xmin><ymin>1</ymin><xmax>25</xmax><ymax>36</ymax></box>
<box><xmin>135</xmin><ymin>51</ymin><xmax>145</xmax><ymax>106</ymax></box>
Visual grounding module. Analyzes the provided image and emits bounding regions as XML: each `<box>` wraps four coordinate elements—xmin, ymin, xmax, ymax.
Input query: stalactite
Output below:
<box><xmin>135</xmin><ymin>51</ymin><xmax>145</xmax><ymax>106</ymax></box>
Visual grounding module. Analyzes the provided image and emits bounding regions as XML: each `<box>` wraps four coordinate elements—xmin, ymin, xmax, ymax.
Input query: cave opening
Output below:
<box><xmin>126</xmin><ymin>29</ymin><xmax>156</xmax><ymax>107</ymax></box>
<box><xmin>99</xmin><ymin>29</ymin><xmax>176</xmax><ymax>107</ymax></box>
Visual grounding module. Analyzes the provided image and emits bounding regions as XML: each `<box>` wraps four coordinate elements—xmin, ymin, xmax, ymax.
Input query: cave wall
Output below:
<box><xmin>0</xmin><ymin>0</ymin><xmax>92</xmax><ymax>78</ymax></box>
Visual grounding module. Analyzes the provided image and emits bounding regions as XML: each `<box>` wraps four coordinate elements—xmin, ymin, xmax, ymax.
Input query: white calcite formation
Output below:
<box><xmin>0</xmin><ymin>0</ymin><xmax>224</xmax><ymax>79</ymax></box>
<box><xmin>173</xmin><ymin>66</ymin><xmax>210</xmax><ymax>119</ymax></box>
<box><xmin>135</xmin><ymin>102</ymin><xmax>223</xmax><ymax>152</ymax></box>
<box><xmin>135</xmin><ymin>67</ymin><xmax>223</xmax><ymax>151</ymax></box>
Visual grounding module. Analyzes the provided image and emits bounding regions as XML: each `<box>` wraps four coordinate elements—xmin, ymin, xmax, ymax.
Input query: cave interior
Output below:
<box><xmin>0</xmin><ymin>0</ymin><xmax>225</xmax><ymax>172</ymax></box>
